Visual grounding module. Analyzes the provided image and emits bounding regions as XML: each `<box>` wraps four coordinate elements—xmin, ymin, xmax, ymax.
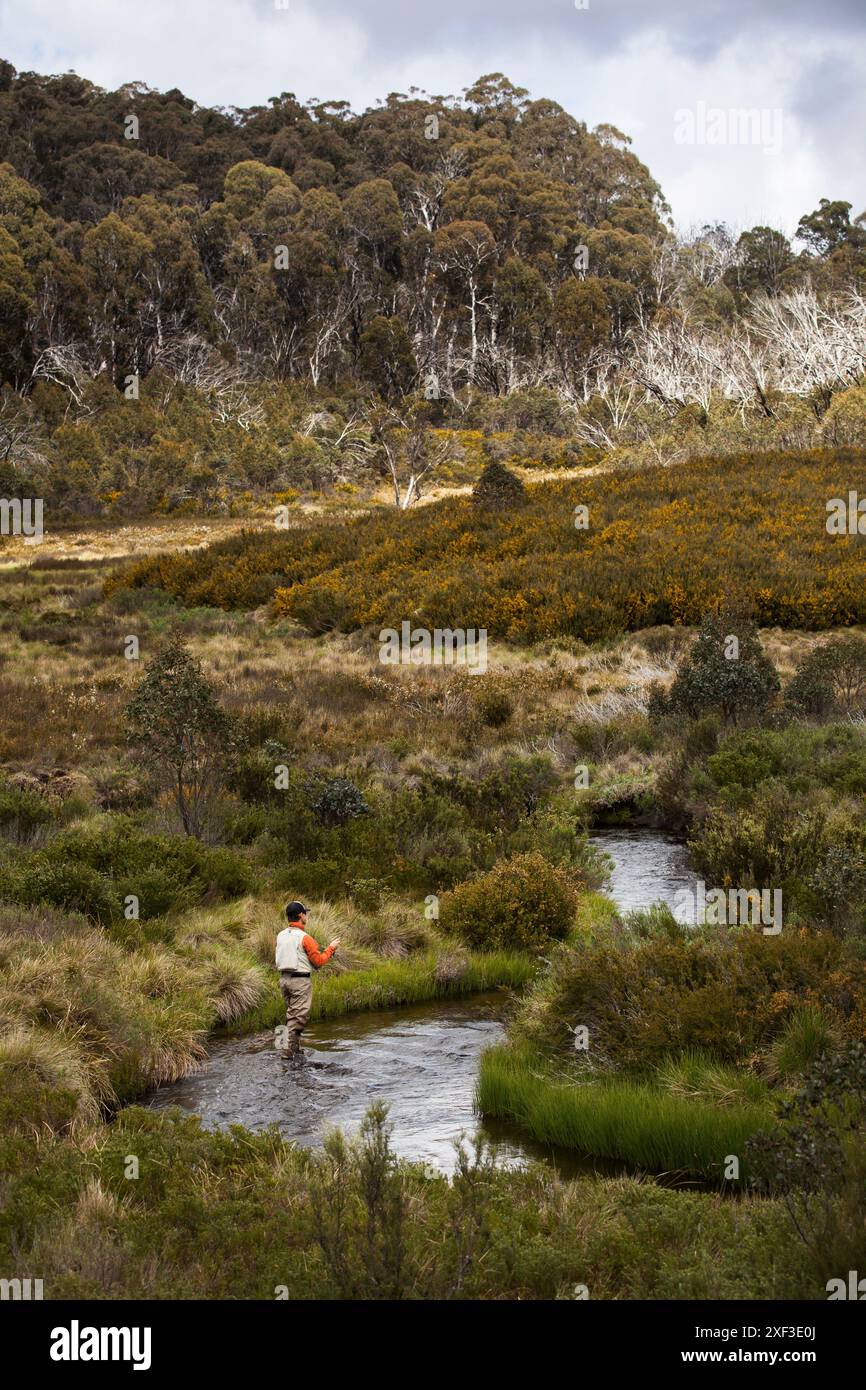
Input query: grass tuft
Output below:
<box><xmin>476</xmin><ymin>1042</ymin><xmax>773</xmax><ymax>1182</ymax></box>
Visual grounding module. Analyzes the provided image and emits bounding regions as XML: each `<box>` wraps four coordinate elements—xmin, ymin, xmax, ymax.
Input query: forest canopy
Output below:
<box><xmin>1</xmin><ymin>60</ymin><xmax>865</xmax><ymax>516</ymax></box>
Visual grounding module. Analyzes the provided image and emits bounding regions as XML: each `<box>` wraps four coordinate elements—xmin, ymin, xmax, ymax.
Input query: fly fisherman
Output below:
<box><xmin>275</xmin><ymin>902</ymin><xmax>341</xmax><ymax>1063</ymax></box>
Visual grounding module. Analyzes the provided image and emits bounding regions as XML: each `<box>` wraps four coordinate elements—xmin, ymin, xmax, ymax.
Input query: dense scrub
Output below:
<box><xmin>510</xmin><ymin>920</ymin><xmax>866</xmax><ymax>1073</ymax></box>
<box><xmin>110</xmin><ymin>448</ymin><xmax>866</xmax><ymax>641</ymax></box>
<box><xmin>0</xmin><ymin>1103</ymin><xmax>811</xmax><ymax>1301</ymax></box>
<box><xmin>655</xmin><ymin>720</ymin><xmax>866</xmax><ymax>934</ymax></box>
<box><xmin>477</xmin><ymin>909</ymin><xmax>866</xmax><ymax>1179</ymax></box>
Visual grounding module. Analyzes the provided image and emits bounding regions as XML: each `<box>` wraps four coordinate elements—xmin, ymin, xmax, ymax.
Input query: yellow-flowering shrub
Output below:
<box><xmin>109</xmin><ymin>448</ymin><xmax>866</xmax><ymax>643</ymax></box>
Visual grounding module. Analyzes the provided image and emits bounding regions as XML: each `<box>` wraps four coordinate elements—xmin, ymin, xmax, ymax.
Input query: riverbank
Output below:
<box><xmin>4</xmin><ymin>1097</ymin><xmax>811</xmax><ymax>1300</ymax></box>
<box><xmin>473</xmin><ymin>833</ymin><xmax>776</xmax><ymax>1181</ymax></box>
<box><xmin>477</xmin><ymin>1042</ymin><xmax>773</xmax><ymax>1182</ymax></box>
<box><xmin>225</xmin><ymin>948</ymin><xmax>535</xmax><ymax>1036</ymax></box>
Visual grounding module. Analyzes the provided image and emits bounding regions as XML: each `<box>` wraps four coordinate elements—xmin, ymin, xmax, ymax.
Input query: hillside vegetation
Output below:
<box><xmin>1</xmin><ymin>61</ymin><xmax>866</xmax><ymax>519</ymax></box>
<box><xmin>111</xmin><ymin>447</ymin><xmax>866</xmax><ymax>640</ymax></box>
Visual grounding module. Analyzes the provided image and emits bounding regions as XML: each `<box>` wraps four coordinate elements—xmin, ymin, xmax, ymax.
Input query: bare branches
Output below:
<box><xmin>152</xmin><ymin>335</ymin><xmax>265</xmax><ymax>430</ymax></box>
<box><xmin>748</xmin><ymin>286</ymin><xmax>866</xmax><ymax>400</ymax></box>
<box><xmin>361</xmin><ymin>401</ymin><xmax>453</xmax><ymax>508</ymax></box>
<box><xmin>0</xmin><ymin>392</ymin><xmax>47</xmax><ymax>466</ymax></box>
<box><xmin>31</xmin><ymin>343</ymin><xmax>94</xmax><ymax>413</ymax></box>
<box><xmin>620</xmin><ymin>285</ymin><xmax>866</xmax><ymax>425</ymax></box>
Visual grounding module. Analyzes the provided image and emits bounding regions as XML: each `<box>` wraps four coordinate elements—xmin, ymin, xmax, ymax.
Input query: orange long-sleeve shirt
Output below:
<box><xmin>300</xmin><ymin>934</ymin><xmax>336</xmax><ymax>969</ymax></box>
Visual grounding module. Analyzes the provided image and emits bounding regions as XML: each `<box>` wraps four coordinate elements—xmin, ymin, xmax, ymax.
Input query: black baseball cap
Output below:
<box><xmin>285</xmin><ymin>901</ymin><xmax>308</xmax><ymax>921</ymax></box>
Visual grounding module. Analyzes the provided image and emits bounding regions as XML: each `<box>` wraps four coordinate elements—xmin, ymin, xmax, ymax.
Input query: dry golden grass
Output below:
<box><xmin>0</xmin><ymin>516</ymin><xmax>862</xmax><ymax>800</ymax></box>
<box><xmin>0</xmin><ymin>1025</ymin><xmax>104</xmax><ymax>1132</ymax></box>
<box><xmin>0</xmin><ymin>523</ymin><xmax>858</xmax><ymax>779</ymax></box>
<box><xmin>0</xmin><ymin>517</ymin><xmax>258</xmax><ymax>566</ymax></box>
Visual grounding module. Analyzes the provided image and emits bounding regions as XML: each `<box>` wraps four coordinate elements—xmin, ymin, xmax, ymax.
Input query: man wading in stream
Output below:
<box><xmin>276</xmin><ymin>902</ymin><xmax>341</xmax><ymax>1064</ymax></box>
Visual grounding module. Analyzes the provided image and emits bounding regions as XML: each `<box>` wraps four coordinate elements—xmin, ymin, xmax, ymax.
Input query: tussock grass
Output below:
<box><xmin>0</xmin><ymin>904</ymin><xmax>267</xmax><ymax>1115</ymax></box>
<box><xmin>240</xmin><ymin>894</ymin><xmax>426</xmax><ymax>972</ymax></box>
<box><xmin>763</xmin><ymin>1005</ymin><xmax>842</xmax><ymax>1082</ymax></box>
<box><xmin>199</xmin><ymin>960</ymin><xmax>267</xmax><ymax>1026</ymax></box>
<box><xmin>346</xmin><ymin>899</ymin><xmax>433</xmax><ymax>958</ymax></box>
<box><xmin>0</xmin><ymin>1025</ymin><xmax>104</xmax><ymax>1133</ymax></box>
<box><xmin>656</xmin><ymin>1048</ymin><xmax>770</xmax><ymax>1107</ymax></box>
<box><xmin>476</xmin><ymin>1043</ymin><xmax>773</xmax><ymax>1181</ymax></box>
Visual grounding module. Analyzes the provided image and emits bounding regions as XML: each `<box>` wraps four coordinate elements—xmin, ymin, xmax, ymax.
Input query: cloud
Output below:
<box><xmin>0</xmin><ymin>0</ymin><xmax>863</xmax><ymax>230</ymax></box>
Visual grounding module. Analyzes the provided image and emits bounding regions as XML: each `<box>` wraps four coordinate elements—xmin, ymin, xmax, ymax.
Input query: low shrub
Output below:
<box><xmin>110</xmin><ymin>448</ymin><xmax>866</xmax><ymax>645</ymax></box>
<box><xmin>786</xmin><ymin>634</ymin><xmax>866</xmax><ymax>717</ymax></box>
<box><xmin>510</xmin><ymin>922</ymin><xmax>866</xmax><ymax>1071</ymax></box>
<box><xmin>439</xmin><ymin>851</ymin><xmax>579</xmax><ymax>951</ymax></box>
<box><xmin>746</xmin><ymin>1044</ymin><xmax>866</xmax><ymax>1287</ymax></box>
<box><xmin>0</xmin><ymin>820</ymin><xmax>252</xmax><ymax>925</ymax></box>
<box><xmin>687</xmin><ymin>784</ymin><xmax>827</xmax><ymax>896</ymax></box>
<box><xmin>0</xmin><ymin>780</ymin><xmax>56</xmax><ymax>843</ymax></box>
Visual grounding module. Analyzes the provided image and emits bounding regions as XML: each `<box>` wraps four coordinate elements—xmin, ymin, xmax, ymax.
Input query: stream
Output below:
<box><xmin>590</xmin><ymin>827</ymin><xmax>698</xmax><ymax>923</ymax></box>
<box><xmin>144</xmin><ymin>830</ymin><xmax>700</xmax><ymax>1173</ymax></box>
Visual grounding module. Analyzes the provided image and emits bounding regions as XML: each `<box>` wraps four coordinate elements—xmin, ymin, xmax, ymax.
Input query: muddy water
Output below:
<box><xmin>145</xmin><ymin>832</ymin><xmax>698</xmax><ymax>1173</ymax></box>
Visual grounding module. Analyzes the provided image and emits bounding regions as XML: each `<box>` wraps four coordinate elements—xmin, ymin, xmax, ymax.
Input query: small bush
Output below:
<box><xmin>687</xmin><ymin>783</ymin><xmax>825</xmax><ymax>893</ymax></box>
<box><xmin>307</xmin><ymin>776</ymin><xmax>369</xmax><ymax>829</ymax></box>
<box><xmin>471</xmin><ymin>459</ymin><xmax>527</xmax><ymax>510</ymax></box>
<box><xmin>0</xmin><ymin>780</ymin><xmax>56</xmax><ymax>843</ymax></box>
<box><xmin>666</xmin><ymin>610</ymin><xmax>780</xmax><ymax>724</ymax></box>
<box><xmin>472</xmin><ymin>683</ymin><xmax>513</xmax><ymax>728</ymax></box>
<box><xmin>439</xmin><ymin>851</ymin><xmax>579</xmax><ymax>951</ymax></box>
<box><xmin>705</xmin><ymin>730</ymin><xmax>786</xmax><ymax>790</ymax></box>
<box><xmin>786</xmin><ymin>634</ymin><xmax>866</xmax><ymax>717</ymax></box>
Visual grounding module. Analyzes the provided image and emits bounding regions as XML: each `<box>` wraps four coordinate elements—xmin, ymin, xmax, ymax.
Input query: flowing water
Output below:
<box><xmin>145</xmin><ymin>991</ymin><xmax>590</xmax><ymax>1174</ymax></box>
<box><xmin>144</xmin><ymin>831</ymin><xmax>699</xmax><ymax>1173</ymax></box>
<box><xmin>145</xmin><ymin>993</ymin><xmax>500</xmax><ymax>1172</ymax></box>
<box><xmin>589</xmin><ymin>827</ymin><xmax>699</xmax><ymax>924</ymax></box>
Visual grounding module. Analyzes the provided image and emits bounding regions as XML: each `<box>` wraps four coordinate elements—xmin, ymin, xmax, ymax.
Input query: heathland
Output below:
<box><xmin>2</xmin><ymin>474</ymin><xmax>866</xmax><ymax>1297</ymax></box>
<box><xmin>2</xmin><ymin>58</ymin><xmax>866</xmax><ymax>1301</ymax></box>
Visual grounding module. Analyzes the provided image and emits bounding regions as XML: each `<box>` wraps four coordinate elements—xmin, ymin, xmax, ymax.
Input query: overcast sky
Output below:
<box><xmin>1</xmin><ymin>0</ymin><xmax>864</xmax><ymax>235</ymax></box>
